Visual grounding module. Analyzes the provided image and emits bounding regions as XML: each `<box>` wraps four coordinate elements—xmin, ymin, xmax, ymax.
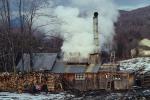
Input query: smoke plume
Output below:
<box><xmin>35</xmin><ymin>0</ymin><xmax>119</xmax><ymax>60</ymax></box>
<box><xmin>53</xmin><ymin>0</ymin><xmax>119</xmax><ymax>60</ymax></box>
<box><xmin>54</xmin><ymin>6</ymin><xmax>95</xmax><ymax>60</ymax></box>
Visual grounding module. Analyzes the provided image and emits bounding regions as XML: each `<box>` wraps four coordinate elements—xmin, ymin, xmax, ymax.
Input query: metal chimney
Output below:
<box><xmin>89</xmin><ymin>12</ymin><xmax>101</xmax><ymax>65</ymax></box>
<box><xmin>93</xmin><ymin>12</ymin><xmax>99</xmax><ymax>53</ymax></box>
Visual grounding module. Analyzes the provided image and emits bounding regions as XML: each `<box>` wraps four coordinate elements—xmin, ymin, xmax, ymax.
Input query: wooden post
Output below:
<box><xmin>127</xmin><ymin>73</ymin><xmax>129</xmax><ymax>89</ymax></box>
<box><xmin>94</xmin><ymin>74</ymin><xmax>97</xmax><ymax>89</ymax></box>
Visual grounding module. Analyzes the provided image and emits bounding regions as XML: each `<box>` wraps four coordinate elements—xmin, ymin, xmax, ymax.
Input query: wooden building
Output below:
<box><xmin>51</xmin><ymin>60</ymin><xmax>135</xmax><ymax>91</ymax></box>
<box><xmin>15</xmin><ymin>53</ymin><xmax>135</xmax><ymax>92</ymax></box>
<box><xmin>52</xmin><ymin>61</ymin><xmax>100</xmax><ymax>91</ymax></box>
<box><xmin>98</xmin><ymin>64</ymin><xmax>134</xmax><ymax>90</ymax></box>
<box><xmin>97</xmin><ymin>71</ymin><xmax>134</xmax><ymax>90</ymax></box>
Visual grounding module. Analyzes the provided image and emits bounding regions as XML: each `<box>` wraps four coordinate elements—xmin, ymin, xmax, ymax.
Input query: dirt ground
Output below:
<box><xmin>65</xmin><ymin>88</ymin><xmax>150</xmax><ymax>100</ymax></box>
<box><xmin>0</xmin><ymin>88</ymin><xmax>150</xmax><ymax>100</ymax></box>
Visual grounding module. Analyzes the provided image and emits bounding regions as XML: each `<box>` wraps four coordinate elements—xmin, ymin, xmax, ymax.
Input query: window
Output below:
<box><xmin>75</xmin><ymin>74</ymin><xmax>85</xmax><ymax>80</ymax></box>
<box><xmin>113</xmin><ymin>75</ymin><xmax>121</xmax><ymax>80</ymax></box>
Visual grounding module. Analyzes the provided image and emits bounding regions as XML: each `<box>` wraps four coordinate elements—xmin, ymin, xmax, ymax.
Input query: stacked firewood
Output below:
<box><xmin>0</xmin><ymin>73</ymin><xmax>11</xmax><ymax>91</ymax></box>
<box><xmin>0</xmin><ymin>72</ymin><xmax>61</xmax><ymax>93</ymax></box>
<box><xmin>47</xmin><ymin>73</ymin><xmax>55</xmax><ymax>91</ymax></box>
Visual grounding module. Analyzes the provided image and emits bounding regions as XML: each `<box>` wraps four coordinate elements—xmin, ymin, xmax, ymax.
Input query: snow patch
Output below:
<box><xmin>119</xmin><ymin>57</ymin><xmax>150</xmax><ymax>73</ymax></box>
<box><xmin>0</xmin><ymin>92</ymin><xmax>74</xmax><ymax>100</ymax></box>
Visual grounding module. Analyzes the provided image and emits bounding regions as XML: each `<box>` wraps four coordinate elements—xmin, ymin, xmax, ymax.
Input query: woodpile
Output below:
<box><xmin>47</xmin><ymin>73</ymin><xmax>55</xmax><ymax>91</ymax></box>
<box><xmin>0</xmin><ymin>72</ymin><xmax>58</xmax><ymax>93</ymax></box>
<box><xmin>141</xmin><ymin>72</ymin><xmax>150</xmax><ymax>87</ymax></box>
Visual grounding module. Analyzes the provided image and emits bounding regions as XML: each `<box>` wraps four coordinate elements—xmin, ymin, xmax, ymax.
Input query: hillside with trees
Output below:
<box><xmin>115</xmin><ymin>6</ymin><xmax>150</xmax><ymax>58</ymax></box>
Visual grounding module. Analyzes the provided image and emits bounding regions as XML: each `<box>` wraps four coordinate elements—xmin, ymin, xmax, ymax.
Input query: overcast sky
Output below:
<box><xmin>114</xmin><ymin>0</ymin><xmax>150</xmax><ymax>10</ymax></box>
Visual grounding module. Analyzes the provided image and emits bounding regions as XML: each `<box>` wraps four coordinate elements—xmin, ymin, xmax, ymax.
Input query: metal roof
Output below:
<box><xmin>65</xmin><ymin>65</ymin><xmax>86</xmax><ymax>73</ymax></box>
<box><xmin>52</xmin><ymin>61</ymin><xmax>100</xmax><ymax>73</ymax></box>
<box><xmin>86</xmin><ymin>64</ymin><xmax>100</xmax><ymax>73</ymax></box>
<box><xmin>17</xmin><ymin>53</ymin><xmax>57</xmax><ymax>72</ymax></box>
<box><xmin>52</xmin><ymin>61</ymin><xmax>86</xmax><ymax>73</ymax></box>
<box><xmin>51</xmin><ymin>60</ymin><xmax>65</xmax><ymax>73</ymax></box>
<box><xmin>17</xmin><ymin>53</ymin><xmax>100</xmax><ymax>73</ymax></box>
<box><xmin>17</xmin><ymin>54</ymin><xmax>30</xmax><ymax>72</ymax></box>
<box><xmin>32</xmin><ymin>53</ymin><xmax>57</xmax><ymax>71</ymax></box>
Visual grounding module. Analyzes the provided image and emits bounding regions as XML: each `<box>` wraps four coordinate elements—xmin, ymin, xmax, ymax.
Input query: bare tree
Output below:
<box><xmin>0</xmin><ymin>0</ymin><xmax>63</xmax><ymax>73</ymax></box>
<box><xmin>0</xmin><ymin>0</ymin><xmax>16</xmax><ymax>73</ymax></box>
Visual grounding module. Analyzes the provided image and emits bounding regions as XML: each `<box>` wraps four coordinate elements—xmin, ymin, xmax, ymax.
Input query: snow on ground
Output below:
<box><xmin>0</xmin><ymin>89</ymin><xmax>150</xmax><ymax>100</ymax></box>
<box><xmin>119</xmin><ymin>57</ymin><xmax>150</xmax><ymax>73</ymax></box>
<box><xmin>0</xmin><ymin>92</ymin><xmax>74</xmax><ymax>100</ymax></box>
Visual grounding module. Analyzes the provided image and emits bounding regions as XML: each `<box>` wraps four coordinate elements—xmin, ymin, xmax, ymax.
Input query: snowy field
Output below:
<box><xmin>0</xmin><ymin>89</ymin><xmax>150</xmax><ymax>100</ymax></box>
<box><xmin>120</xmin><ymin>57</ymin><xmax>150</xmax><ymax>73</ymax></box>
<box><xmin>0</xmin><ymin>92</ymin><xmax>74</xmax><ymax>100</ymax></box>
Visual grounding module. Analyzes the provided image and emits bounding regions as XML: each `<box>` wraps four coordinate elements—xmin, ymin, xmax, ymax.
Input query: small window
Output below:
<box><xmin>113</xmin><ymin>75</ymin><xmax>121</xmax><ymax>80</ymax></box>
<box><xmin>75</xmin><ymin>74</ymin><xmax>85</xmax><ymax>80</ymax></box>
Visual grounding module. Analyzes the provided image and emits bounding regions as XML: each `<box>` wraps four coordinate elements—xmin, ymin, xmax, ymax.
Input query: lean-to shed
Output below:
<box><xmin>17</xmin><ymin>53</ymin><xmax>57</xmax><ymax>72</ymax></box>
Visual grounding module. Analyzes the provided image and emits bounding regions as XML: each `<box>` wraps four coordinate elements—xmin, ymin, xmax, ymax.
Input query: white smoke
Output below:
<box><xmin>34</xmin><ymin>0</ymin><xmax>119</xmax><ymax>60</ymax></box>
<box><xmin>54</xmin><ymin>6</ymin><xmax>95</xmax><ymax>59</ymax></box>
<box><xmin>54</xmin><ymin>0</ymin><xmax>119</xmax><ymax>60</ymax></box>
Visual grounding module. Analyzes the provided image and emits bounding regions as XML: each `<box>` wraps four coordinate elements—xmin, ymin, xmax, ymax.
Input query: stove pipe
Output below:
<box><xmin>93</xmin><ymin>12</ymin><xmax>99</xmax><ymax>53</ymax></box>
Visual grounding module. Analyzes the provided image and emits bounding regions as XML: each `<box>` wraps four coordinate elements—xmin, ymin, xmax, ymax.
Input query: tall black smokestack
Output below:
<box><xmin>93</xmin><ymin>12</ymin><xmax>99</xmax><ymax>53</ymax></box>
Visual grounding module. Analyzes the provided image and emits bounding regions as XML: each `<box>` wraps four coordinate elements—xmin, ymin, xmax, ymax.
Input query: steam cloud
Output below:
<box><xmin>54</xmin><ymin>6</ymin><xmax>95</xmax><ymax>60</ymax></box>
<box><xmin>36</xmin><ymin>0</ymin><xmax>119</xmax><ymax>60</ymax></box>
<box><xmin>54</xmin><ymin>0</ymin><xmax>119</xmax><ymax>60</ymax></box>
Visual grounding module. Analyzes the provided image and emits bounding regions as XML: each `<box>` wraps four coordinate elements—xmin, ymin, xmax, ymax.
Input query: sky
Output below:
<box><xmin>56</xmin><ymin>0</ymin><xmax>150</xmax><ymax>11</ymax></box>
<box><xmin>114</xmin><ymin>0</ymin><xmax>150</xmax><ymax>10</ymax></box>
<box><xmin>10</xmin><ymin>0</ymin><xmax>150</xmax><ymax>12</ymax></box>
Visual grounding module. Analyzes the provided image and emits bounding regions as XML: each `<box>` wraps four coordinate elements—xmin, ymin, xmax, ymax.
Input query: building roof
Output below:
<box><xmin>51</xmin><ymin>60</ymin><xmax>65</xmax><ymax>73</ymax></box>
<box><xmin>65</xmin><ymin>65</ymin><xmax>86</xmax><ymax>73</ymax></box>
<box><xmin>17</xmin><ymin>53</ymin><xmax>57</xmax><ymax>72</ymax></box>
<box><xmin>17</xmin><ymin>54</ymin><xmax>30</xmax><ymax>72</ymax></box>
<box><xmin>86</xmin><ymin>64</ymin><xmax>100</xmax><ymax>73</ymax></box>
<box><xmin>52</xmin><ymin>61</ymin><xmax>100</xmax><ymax>73</ymax></box>
<box><xmin>99</xmin><ymin>63</ymin><xmax>119</xmax><ymax>71</ymax></box>
<box><xmin>52</xmin><ymin>61</ymin><xmax>86</xmax><ymax>73</ymax></box>
<box><xmin>17</xmin><ymin>53</ymin><xmax>100</xmax><ymax>73</ymax></box>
